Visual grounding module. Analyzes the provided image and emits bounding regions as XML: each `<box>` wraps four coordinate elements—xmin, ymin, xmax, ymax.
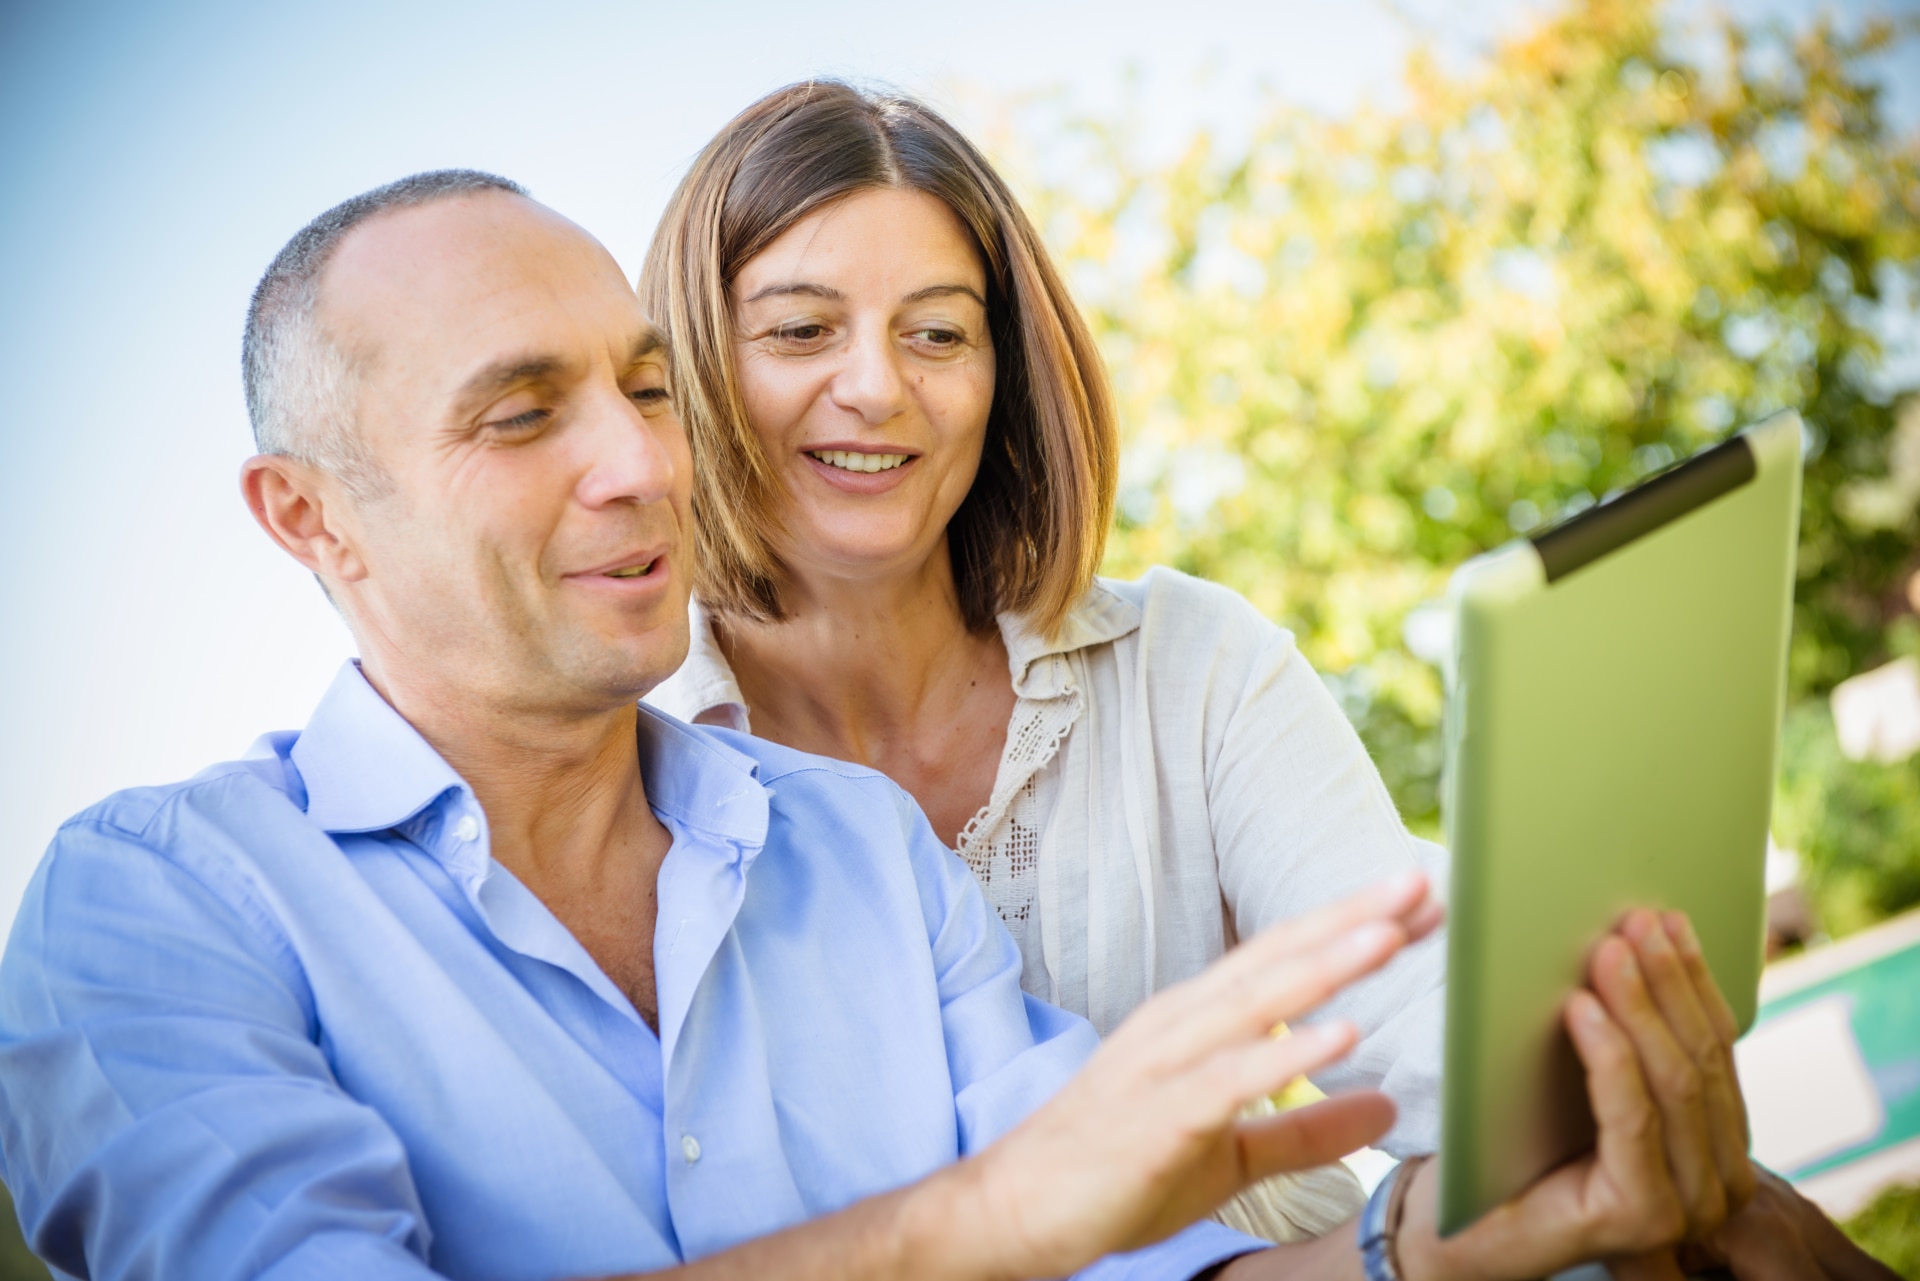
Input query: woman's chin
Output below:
<box><xmin>784</xmin><ymin>528</ymin><xmax>953</xmax><ymax>587</ymax></box>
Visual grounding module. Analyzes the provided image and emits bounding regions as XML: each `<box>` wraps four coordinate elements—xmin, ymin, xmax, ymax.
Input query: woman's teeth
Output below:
<box><xmin>606</xmin><ymin>561</ymin><xmax>654</xmax><ymax>579</ymax></box>
<box><xmin>810</xmin><ymin>450</ymin><xmax>909</xmax><ymax>474</ymax></box>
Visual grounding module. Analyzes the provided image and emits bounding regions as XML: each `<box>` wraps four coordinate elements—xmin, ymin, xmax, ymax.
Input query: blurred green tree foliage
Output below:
<box><xmin>1001</xmin><ymin>0</ymin><xmax>1920</xmax><ymax>927</ymax></box>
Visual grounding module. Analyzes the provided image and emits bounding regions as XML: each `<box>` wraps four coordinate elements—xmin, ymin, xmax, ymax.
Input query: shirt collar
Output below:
<box><xmin>665</xmin><ymin>581</ymin><xmax>1144</xmax><ymax>721</ymax></box>
<box><xmin>290</xmin><ymin>659</ymin><xmax>770</xmax><ymax>853</ymax></box>
<box><xmin>293</xmin><ymin>661</ymin><xmax>467</xmax><ymax>835</ymax></box>
<box><xmin>634</xmin><ymin>702</ymin><xmax>769</xmax><ymax>852</ymax></box>
<box><xmin>997</xmin><ymin>579</ymin><xmax>1141</xmax><ymax>699</ymax></box>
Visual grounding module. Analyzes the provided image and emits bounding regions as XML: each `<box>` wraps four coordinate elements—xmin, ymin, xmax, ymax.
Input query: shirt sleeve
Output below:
<box><xmin>892</xmin><ymin>789</ymin><xmax>1270</xmax><ymax>1279</ymax></box>
<box><xmin>0</xmin><ymin>816</ymin><xmax>439</xmax><ymax>1281</ymax></box>
<box><xmin>1207</xmin><ymin>616</ymin><xmax>1447</xmax><ymax>1157</ymax></box>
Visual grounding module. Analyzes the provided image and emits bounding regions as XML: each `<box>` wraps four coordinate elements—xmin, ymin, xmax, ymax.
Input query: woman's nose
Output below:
<box><xmin>828</xmin><ymin>326</ymin><xmax>909</xmax><ymax>426</ymax></box>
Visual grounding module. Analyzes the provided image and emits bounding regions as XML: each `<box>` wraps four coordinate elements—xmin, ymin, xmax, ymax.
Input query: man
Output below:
<box><xmin>0</xmin><ymin>172</ymin><xmax>1754</xmax><ymax>1281</ymax></box>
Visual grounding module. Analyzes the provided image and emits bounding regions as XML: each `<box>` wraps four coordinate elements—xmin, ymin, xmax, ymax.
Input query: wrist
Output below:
<box><xmin>1382</xmin><ymin>1160</ymin><xmax>1459</xmax><ymax>1281</ymax></box>
<box><xmin>894</xmin><ymin>1152</ymin><xmax>1022</xmax><ymax>1281</ymax></box>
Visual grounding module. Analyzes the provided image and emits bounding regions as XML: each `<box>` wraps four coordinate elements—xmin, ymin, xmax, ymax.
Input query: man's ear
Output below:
<box><xmin>240</xmin><ymin>455</ymin><xmax>369</xmax><ymax>586</ymax></box>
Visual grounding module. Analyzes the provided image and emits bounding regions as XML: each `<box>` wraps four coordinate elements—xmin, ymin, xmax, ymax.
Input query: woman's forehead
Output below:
<box><xmin>734</xmin><ymin>189</ymin><xmax>986</xmax><ymax>298</ymax></box>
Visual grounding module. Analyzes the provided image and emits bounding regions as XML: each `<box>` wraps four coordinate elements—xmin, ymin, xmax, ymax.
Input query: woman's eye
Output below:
<box><xmin>908</xmin><ymin>327</ymin><xmax>965</xmax><ymax>348</ymax></box>
<box><xmin>629</xmin><ymin>387</ymin><xmax>671</xmax><ymax>409</ymax></box>
<box><xmin>772</xmin><ymin>324</ymin><xmax>829</xmax><ymax>343</ymax></box>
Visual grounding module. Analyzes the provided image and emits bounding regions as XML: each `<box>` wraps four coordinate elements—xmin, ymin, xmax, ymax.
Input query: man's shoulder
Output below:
<box><xmin>59</xmin><ymin>741</ymin><xmax>303</xmax><ymax>842</ymax></box>
<box><xmin>656</xmin><ymin>716</ymin><xmax>930</xmax><ymax>859</ymax></box>
<box><xmin>694</xmin><ymin>722</ymin><xmax>902</xmax><ymax>794</ymax></box>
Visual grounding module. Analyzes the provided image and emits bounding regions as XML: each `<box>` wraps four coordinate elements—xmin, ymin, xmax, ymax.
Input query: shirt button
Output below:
<box><xmin>681</xmin><ymin>1134</ymin><xmax>701</xmax><ymax>1164</ymax></box>
<box><xmin>452</xmin><ymin>814</ymin><xmax>481</xmax><ymax>843</ymax></box>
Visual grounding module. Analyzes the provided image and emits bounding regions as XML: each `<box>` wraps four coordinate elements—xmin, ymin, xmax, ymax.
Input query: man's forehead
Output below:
<box><xmin>317</xmin><ymin>191</ymin><xmax>649</xmax><ymax>365</ymax></box>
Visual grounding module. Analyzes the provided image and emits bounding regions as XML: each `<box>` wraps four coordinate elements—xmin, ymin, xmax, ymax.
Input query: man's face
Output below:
<box><xmin>316</xmin><ymin>192</ymin><xmax>692</xmax><ymax>717</ymax></box>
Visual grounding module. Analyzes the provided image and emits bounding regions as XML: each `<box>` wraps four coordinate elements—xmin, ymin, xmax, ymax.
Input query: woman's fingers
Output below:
<box><xmin>1401</xmin><ymin>895</ymin><xmax>1447</xmax><ymax>944</ymax></box>
<box><xmin>1234</xmin><ymin>1091</ymin><xmax>1396</xmax><ymax>1182</ymax></box>
<box><xmin>1589</xmin><ymin>935</ymin><xmax>1729</xmax><ymax>1237</ymax></box>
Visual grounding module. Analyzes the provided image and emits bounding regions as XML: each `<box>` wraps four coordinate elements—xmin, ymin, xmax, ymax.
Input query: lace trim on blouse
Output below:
<box><xmin>954</xmin><ymin>667</ymin><xmax>1083</xmax><ymax>947</ymax></box>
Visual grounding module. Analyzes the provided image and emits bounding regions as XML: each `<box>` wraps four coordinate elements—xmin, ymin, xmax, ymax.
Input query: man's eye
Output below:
<box><xmin>488</xmin><ymin>408</ymin><xmax>550</xmax><ymax>433</ymax></box>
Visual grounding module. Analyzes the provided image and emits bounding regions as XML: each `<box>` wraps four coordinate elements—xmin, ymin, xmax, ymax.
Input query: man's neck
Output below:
<box><xmin>356</xmin><ymin>655</ymin><xmax>672</xmax><ymax>1028</ymax></box>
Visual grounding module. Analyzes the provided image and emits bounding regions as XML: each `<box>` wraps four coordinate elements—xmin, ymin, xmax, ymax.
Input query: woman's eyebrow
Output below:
<box><xmin>901</xmin><ymin>283</ymin><xmax>986</xmax><ymax>308</ymax></box>
<box><xmin>739</xmin><ymin>282</ymin><xmax>845</xmax><ymax>305</ymax></box>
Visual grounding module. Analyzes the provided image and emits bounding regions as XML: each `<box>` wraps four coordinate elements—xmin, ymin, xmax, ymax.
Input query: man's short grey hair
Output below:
<box><xmin>242</xmin><ymin>169</ymin><xmax>528</xmax><ymax>499</ymax></box>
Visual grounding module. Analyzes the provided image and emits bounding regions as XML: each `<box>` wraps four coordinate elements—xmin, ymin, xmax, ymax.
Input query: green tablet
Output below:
<box><xmin>1436</xmin><ymin>412</ymin><xmax>1803</xmax><ymax>1235</ymax></box>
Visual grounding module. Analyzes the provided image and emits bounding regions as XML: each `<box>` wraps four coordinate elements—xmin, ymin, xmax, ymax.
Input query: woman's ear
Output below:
<box><xmin>239</xmin><ymin>455</ymin><xmax>370</xmax><ymax>586</ymax></box>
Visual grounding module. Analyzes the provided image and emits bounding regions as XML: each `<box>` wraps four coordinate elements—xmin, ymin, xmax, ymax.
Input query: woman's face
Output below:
<box><xmin>731</xmin><ymin>187</ymin><xmax>995</xmax><ymax>591</ymax></box>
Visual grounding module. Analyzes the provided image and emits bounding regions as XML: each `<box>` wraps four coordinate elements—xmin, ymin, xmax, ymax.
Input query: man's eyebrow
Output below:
<box><xmin>628</xmin><ymin>328</ymin><xmax>667</xmax><ymax>363</ymax></box>
<box><xmin>738</xmin><ymin>282</ymin><xmax>846</xmax><ymax>305</ymax></box>
<box><xmin>452</xmin><ymin>355</ymin><xmax>564</xmax><ymax>411</ymax></box>
<box><xmin>901</xmin><ymin>283</ymin><xmax>988</xmax><ymax>309</ymax></box>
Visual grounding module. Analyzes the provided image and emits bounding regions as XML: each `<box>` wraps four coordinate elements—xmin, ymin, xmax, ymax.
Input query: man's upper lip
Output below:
<box><xmin>568</xmin><ymin>547</ymin><xmax>668</xmax><ymax>577</ymax></box>
<box><xmin>803</xmin><ymin>442</ymin><xmax>921</xmax><ymax>456</ymax></box>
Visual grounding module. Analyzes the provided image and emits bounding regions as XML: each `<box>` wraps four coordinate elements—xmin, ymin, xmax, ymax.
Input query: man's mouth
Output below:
<box><xmin>808</xmin><ymin>450</ymin><xmax>910</xmax><ymax>474</ymax></box>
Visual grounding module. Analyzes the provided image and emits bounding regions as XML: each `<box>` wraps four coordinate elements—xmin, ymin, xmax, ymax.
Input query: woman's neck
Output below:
<box><xmin>716</xmin><ymin>546</ymin><xmax>1015</xmax><ymax>846</ymax></box>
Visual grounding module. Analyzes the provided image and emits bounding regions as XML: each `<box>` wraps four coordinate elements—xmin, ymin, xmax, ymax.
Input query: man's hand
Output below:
<box><xmin>1675</xmin><ymin>1167</ymin><xmax>1901</xmax><ymax>1281</ymax></box>
<box><xmin>936</xmin><ymin>870</ymin><xmax>1439</xmax><ymax>1280</ymax></box>
<box><xmin>1394</xmin><ymin>910</ymin><xmax>1755</xmax><ymax>1281</ymax></box>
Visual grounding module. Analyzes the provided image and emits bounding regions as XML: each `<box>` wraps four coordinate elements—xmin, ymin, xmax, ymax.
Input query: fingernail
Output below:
<box><xmin>1383</xmin><ymin>869</ymin><xmax>1423</xmax><ymax>898</ymax></box>
<box><xmin>1296</xmin><ymin>1019</ymin><xmax>1355</xmax><ymax>1051</ymax></box>
<box><xmin>1343</xmin><ymin>922</ymin><xmax>1399</xmax><ymax>958</ymax></box>
<box><xmin>1667</xmin><ymin>912</ymin><xmax>1700</xmax><ymax>956</ymax></box>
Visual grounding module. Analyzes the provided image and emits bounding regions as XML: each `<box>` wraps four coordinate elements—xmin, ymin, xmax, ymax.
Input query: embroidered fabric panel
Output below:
<box><xmin>955</xmin><ymin>680</ymin><xmax>1083</xmax><ymax>945</ymax></box>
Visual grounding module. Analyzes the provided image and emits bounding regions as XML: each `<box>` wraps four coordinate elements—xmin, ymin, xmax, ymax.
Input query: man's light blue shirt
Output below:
<box><xmin>0</xmin><ymin>663</ymin><xmax>1258</xmax><ymax>1281</ymax></box>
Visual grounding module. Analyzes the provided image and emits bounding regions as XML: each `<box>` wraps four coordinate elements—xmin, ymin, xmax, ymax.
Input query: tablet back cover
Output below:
<box><xmin>1437</xmin><ymin>413</ymin><xmax>1801</xmax><ymax>1234</ymax></box>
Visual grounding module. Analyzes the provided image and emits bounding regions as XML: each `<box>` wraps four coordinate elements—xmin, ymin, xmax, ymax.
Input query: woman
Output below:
<box><xmin>638</xmin><ymin>81</ymin><xmax>1443</xmax><ymax>1242</ymax></box>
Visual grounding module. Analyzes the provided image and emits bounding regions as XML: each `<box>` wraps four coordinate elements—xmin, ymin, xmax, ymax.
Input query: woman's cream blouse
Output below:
<box><xmin>648</xmin><ymin>567</ymin><xmax>1446</xmax><ymax>1157</ymax></box>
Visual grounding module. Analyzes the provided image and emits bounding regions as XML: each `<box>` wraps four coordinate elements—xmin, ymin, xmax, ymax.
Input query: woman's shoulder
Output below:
<box><xmin>1093</xmin><ymin>566</ymin><xmax>1297</xmax><ymax>659</ymax></box>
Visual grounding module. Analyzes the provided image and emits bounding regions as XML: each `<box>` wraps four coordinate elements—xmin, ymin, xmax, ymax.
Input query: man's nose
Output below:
<box><xmin>828</xmin><ymin>324</ymin><xmax>909</xmax><ymax>426</ymax></box>
<box><xmin>574</xmin><ymin>388</ymin><xmax>677</xmax><ymax>509</ymax></box>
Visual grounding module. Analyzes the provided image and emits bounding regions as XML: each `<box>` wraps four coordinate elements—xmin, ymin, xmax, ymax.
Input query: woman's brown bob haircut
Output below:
<box><xmin>639</xmin><ymin>80</ymin><xmax>1117</xmax><ymax>638</ymax></box>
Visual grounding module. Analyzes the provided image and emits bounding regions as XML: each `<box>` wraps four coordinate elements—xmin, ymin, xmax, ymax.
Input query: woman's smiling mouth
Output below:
<box><xmin>808</xmin><ymin>450</ymin><xmax>910</xmax><ymax>474</ymax></box>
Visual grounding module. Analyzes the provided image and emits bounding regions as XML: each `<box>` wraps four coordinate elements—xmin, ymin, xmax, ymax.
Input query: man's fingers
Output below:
<box><xmin>1564</xmin><ymin>988</ymin><xmax>1688</xmax><ymax>1254</ymax></box>
<box><xmin>1213</xmin><ymin>871</ymin><xmax>1429</xmax><ymax>986</ymax></box>
<box><xmin>1146</xmin><ymin>910</ymin><xmax>1410</xmax><ymax>1064</ymax></box>
<box><xmin>1179</xmin><ymin>1020</ymin><xmax>1361</xmax><ymax>1129</ymax></box>
<box><xmin>1609</xmin><ymin>1249</ymin><xmax>1689</xmax><ymax>1281</ymax></box>
<box><xmin>1622</xmin><ymin>912</ymin><xmax>1721</xmax><ymax>1071</ymax></box>
<box><xmin>1235</xmin><ymin>1091</ymin><xmax>1396</xmax><ymax>1182</ymax></box>
<box><xmin>1663</xmin><ymin>913</ymin><xmax>1740</xmax><ymax>1048</ymax></box>
<box><xmin>1590</xmin><ymin>936</ymin><xmax>1728</xmax><ymax>1236</ymax></box>
<box><xmin>1635</xmin><ymin>912</ymin><xmax>1755</xmax><ymax>1212</ymax></box>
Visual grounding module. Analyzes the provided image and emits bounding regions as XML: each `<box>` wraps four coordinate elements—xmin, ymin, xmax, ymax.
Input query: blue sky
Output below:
<box><xmin>0</xmin><ymin>0</ymin><xmax>1914</xmax><ymax>937</ymax></box>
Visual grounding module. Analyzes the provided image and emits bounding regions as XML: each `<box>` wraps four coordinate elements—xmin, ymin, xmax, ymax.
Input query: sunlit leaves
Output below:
<box><xmin>1005</xmin><ymin>0</ymin><xmax>1920</xmax><ymax>845</ymax></box>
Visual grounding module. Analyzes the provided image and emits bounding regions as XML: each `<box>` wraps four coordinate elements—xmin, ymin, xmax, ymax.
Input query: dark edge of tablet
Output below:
<box><xmin>1529</xmin><ymin>434</ymin><xmax>1758</xmax><ymax>583</ymax></box>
